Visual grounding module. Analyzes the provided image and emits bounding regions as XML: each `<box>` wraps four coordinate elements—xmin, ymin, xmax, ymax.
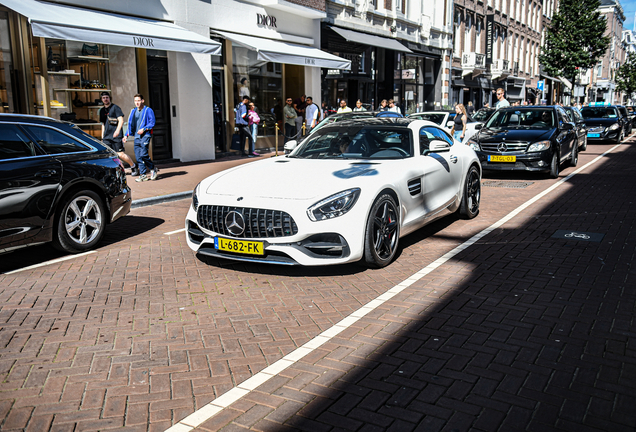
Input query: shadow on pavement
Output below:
<box><xmin>249</xmin><ymin>145</ymin><xmax>636</xmax><ymax>431</ymax></box>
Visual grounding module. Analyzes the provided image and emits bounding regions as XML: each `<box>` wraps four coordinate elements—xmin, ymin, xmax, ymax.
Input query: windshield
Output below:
<box><xmin>485</xmin><ymin>109</ymin><xmax>555</xmax><ymax>129</ymax></box>
<box><xmin>291</xmin><ymin>126</ymin><xmax>413</xmax><ymax>159</ymax></box>
<box><xmin>581</xmin><ymin>107</ymin><xmax>619</xmax><ymax>119</ymax></box>
<box><xmin>473</xmin><ymin>109</ymin><xmax>493</xmax><ymax>122</ymax></box>
<box><xmin>408</xmin><ymin>113</ymin><xmax>446</xmax><ymax>124</ymax></box>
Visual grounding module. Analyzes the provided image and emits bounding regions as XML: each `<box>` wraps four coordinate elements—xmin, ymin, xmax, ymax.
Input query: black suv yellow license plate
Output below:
<box><xmin>489</xmin><ymin>155</ymin><xmax>516</xmax><ymax>162</ymax></box>
<box><xmin>214</xmin><ymin>237</ymin><xmax>264</xmax><ymax>255</ymax></box>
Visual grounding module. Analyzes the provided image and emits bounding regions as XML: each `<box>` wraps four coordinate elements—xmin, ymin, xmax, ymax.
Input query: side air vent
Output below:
<box><xmin>408</xmin><ymin>178</ymin><xmax>422</xmax><ymax>196</ymax></box>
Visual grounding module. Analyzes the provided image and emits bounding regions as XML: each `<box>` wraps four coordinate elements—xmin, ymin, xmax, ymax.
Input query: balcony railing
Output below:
<box><xmin>461</xmin><ymin>52</ymin><xmax>486</xmax><ymax>77</ymax></box>
<box><xmin>490</xmin><ymin>59</ymin><xmax>511</xmax><ymax>80</ymax></box>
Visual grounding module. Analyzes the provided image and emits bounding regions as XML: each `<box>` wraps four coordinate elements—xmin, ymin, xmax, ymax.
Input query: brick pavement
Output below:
<box><xmin>0</xmin><ymin>140</ymin><xmax>634</xmax><ymax>431</ymax></box>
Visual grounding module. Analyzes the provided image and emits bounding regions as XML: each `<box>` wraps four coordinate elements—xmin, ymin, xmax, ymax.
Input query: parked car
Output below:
<box><xmin>562</xmin><ymin>106</ymin><xmax>588</xmax><ymax>151</ymax></box>
<box><xmin>407</xmin><ymin>110</ymin><xmax>480</xmax><ymax>143</ymax></box>
<box><xmin>0</xmin><ymin>114</ymin><xmax>132</xmax><ymax>254</ymax></box>
<box><xmin>580</xmin><ymin>103</ymin><xmax>629</xmax><ymax>143</ymax></box>
<box><xmin>472</xmin><ymin>107</ymin><xmax>497</xmax><ymax>124</ymax></box>
<box><xmin>187</xmin><ymin>117</ymin><xmax>481</xmax><ymax>268</ymax></box>
<box><xmin>624</xmin><ymin>105</ymin><xmax>636</xmax><ymax>127</ymax></box>
<box><xmin>466</xmin><ymin>106</ymin><xmax>578</xmax><ymax>178</ymax></box>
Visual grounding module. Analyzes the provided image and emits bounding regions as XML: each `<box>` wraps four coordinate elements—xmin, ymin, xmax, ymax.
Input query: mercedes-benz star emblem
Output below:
<box><xmin>225</xmin><ymin>211</ymin><xmax>246</xmax><ymax>236</ymax></box>
<box><xmin>497</xmin><ymin>143</ymin><xmax>508</xmax><ymax>152</ymax></box>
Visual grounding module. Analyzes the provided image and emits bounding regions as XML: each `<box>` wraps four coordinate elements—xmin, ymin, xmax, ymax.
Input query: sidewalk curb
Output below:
<box><xmin>131</xmin><ymin>190</ymin><xmax>193</xmax><ymax>209</ymax></box>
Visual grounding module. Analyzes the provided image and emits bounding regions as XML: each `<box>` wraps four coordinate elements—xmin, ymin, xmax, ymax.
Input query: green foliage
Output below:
<box><xmin>539</xmin><ymin>0</ymin><xmax>610</xmax><ymax>84</ymax></box>
<box><xmin>616</xmin><ymin>53</ymin><xmax>636</xmax><ymax>96</ymax></box>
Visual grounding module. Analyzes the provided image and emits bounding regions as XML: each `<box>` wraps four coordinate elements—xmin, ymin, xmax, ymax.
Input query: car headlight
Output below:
<box><xmin>192</xmin><ymin>182</ymin><xmax>200</xmax><ymax>212</ymax></box>
<box><xmin>527</xmin><ymin>141</ymin><xmax>551</xmax><ymax>152</ymax></box>
<box><xmin>608</xmin><ymin>123</ymin><xmax>620</xmax><ymax>131</ymax></box>
<box><xmin>307</xmin><ymin>188</ymin><xmax>361</xmax><ymax>221</ymax></box>
<box><xmin>467</xmin><ymin>139</ymin><xmax>480</xmax><ymax>151</ymax></box>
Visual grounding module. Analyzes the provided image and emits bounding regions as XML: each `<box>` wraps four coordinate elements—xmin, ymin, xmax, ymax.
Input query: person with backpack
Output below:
<box><xmin>235</xmin><ymin>95</ymin><xmax>254</xmax><ymax>156</ymax></box>
<box><xmin>247</xmin><ymin>102</ymin><xmax>260</xmax><ymax>157</ymax></box>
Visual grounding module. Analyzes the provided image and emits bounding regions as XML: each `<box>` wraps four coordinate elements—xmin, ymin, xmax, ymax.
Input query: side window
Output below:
<box><xmin>0</xmin><ymin>124</ymin><xmax>38</xmax><ymax>160</ymax></box>
<box><xmin>21</xmin><ymin>125</ymin><xmax>90</xmax><ymax>154</ymax></box>
<box><xmin>420</xmin><ymin>126</ymin><xmax>453</xmax><ymax>154</ymax></box>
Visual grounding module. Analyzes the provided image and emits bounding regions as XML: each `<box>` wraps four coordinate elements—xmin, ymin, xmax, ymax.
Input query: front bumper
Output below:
<box><xmin>476</xmin><ymin>150</ymin><xmax>552</xmax><ymax>172</ymax></box>
<box><xmin>586</xmin><ymin>127</ymin><xmax>620</xmax><ymax>142</ymax></box>
<box><xmin>184</xmin><ymin>204</ymin><xmax>363</xmax><ymax>266</ymax></box>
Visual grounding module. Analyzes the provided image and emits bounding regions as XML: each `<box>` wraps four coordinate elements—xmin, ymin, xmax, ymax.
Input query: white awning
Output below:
<box><xmin>329</xmin><ymin>26</ymin><xmax>412</xmax><ymax>53</ymax></box>
<box><xmin>215</xmin><ymin>31</ymin><xmax>351</xmax><ymax>70</ymax></box>
<box><xmin>558</xmin><ymin>76</ymin><xmax>573</xmax><ymax>89</ymax></box>
<box><xmin>0</xmin><ymin>0</ymin><xmax>221</xmax><ymax>55</ymax></box>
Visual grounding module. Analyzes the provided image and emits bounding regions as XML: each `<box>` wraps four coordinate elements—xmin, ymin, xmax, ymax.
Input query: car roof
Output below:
<box><xmin>320</xmin><ymin>117</ymin><xmax>415</xmax><ymax>128</ymax></box>
<box><xmin>0</xmin><ymin>113</ymin><xmax>66</xmax><ymax>125</ymax></box>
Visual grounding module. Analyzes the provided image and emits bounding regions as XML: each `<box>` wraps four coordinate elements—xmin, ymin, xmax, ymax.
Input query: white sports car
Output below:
<box><xmin>186</xmin><ymin>118</ymin><xmax>481</xmax><ymax>268</ymax></box>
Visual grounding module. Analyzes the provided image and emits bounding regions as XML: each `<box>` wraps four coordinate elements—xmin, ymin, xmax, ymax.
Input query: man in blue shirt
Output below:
<box><xmin>124</xmin><ymin>94</ymin><xmax>158</xmax><ymax>181</ymax></box>
<box><xmin>235</xmin><ymin>95</ymin><xmax>253</xmax><ymax>156</ymax></box>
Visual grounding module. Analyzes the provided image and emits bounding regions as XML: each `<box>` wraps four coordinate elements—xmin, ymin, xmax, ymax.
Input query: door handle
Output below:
<box><xmin>450</xmin><ymin>156</ymin><xmax>458</xmax><ymax>164</ymax></box>
<box><xmin>35</xmin><ymin>169</ymin><xmax>57</xmax><ymax>178</ymax></box>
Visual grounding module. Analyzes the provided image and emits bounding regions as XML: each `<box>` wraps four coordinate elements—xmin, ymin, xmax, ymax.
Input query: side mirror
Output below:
<box><xmin>561</xmin><ymin>122</ymin><xmax>574</xmax><ymax>131</ymax></box>
<box><xmin>446</xmin><ymin>121</ymin><xmax>454</xmax><ymax>128</ymax></box>
<box><xmin>429</xmin><ymin>139</ymin><xmax>451</xmax><ymax>152</ymax></box>
<box><xmin>475</xmin><ymin>123</ymin><xmax>483</xmax><ymax>130</ymax></box>
<box><xmin>284</xmin><ymin>140</ymin><xmax>297</xmax><ymax>154</ymax></box>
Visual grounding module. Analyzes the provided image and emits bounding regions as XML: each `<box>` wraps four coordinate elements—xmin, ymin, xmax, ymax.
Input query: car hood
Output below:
<box><xmin>580</xmin><ymin>118</ymin><xmax>621</xmax><ymax>127</ymax></box>
<box><xmin>201</xmin><ymin>157</ymin><xmax>388</xmax><ymax>201</ymax></box>
<box><xmin>476</xmin><ymin>128</ymin><xmax>554</xmax><ymax>143</ymax></box>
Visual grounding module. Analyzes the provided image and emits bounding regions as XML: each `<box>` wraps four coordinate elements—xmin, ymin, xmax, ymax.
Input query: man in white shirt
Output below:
<box><xmin>337</xmin><ymin>99</ymin><xmax>352</xmax><ymax>113</ymax></box>
<box><xmin>305</xmin><ymin>96</ymin><xmax>320</xmax><ymax>132</ymax></box>
<box><xmin>495</xmin><ymin>88</ymin><xmax>510</xmax><ymax>109</ymax></box>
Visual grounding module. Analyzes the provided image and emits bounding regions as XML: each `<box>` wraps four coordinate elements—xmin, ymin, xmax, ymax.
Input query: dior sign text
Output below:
<box><xmin>257</xmin><ymin>14</ymin><xmax>277</xmax><ymax>28</ymax></box>
<box><xmin>134</xmin><ymin>37</ymin><xmax>155</xmax><ymax>47</ymax></box>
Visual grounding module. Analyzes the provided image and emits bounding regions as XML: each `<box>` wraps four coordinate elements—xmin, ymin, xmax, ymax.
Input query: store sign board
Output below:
<box><xmin>257</xmin><ymin>14</ymin><xmax>277</xmax><ymax>28</ymax></box>
<box><xmin>486</xmin><ymin>14</ymin><xmax>494</xmax><ymax>66</ymax></box>
<box><xmin>134</xmin><ymin>37</ymin><xmax>155</xmax><ymax>48</ymax></box>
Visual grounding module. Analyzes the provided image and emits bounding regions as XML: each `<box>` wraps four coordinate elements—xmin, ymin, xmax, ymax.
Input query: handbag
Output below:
<box><xmin>82</xmin><ymin>43</ymin><xmax>99</xmax><ymax>56</ymax></box>
<box><xmin>230</xmin><ymin>133</ymin><xmax>242</xmax><ymax>151</ymax></box>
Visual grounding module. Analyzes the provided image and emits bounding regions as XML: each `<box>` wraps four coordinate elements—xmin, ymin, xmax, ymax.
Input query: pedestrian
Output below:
<box><xmin>353</xmin><ymin>100</ymin><xmax>367</xmax><ymax>112</ymax></box>
<box><xmin>123</xmin><ymin>94</ymin><xmax>158</xmax><ymax>182</ymax></box>
<box><xmin>378</xmin><ymin>99</ymin><xmax>388</xmax><ymax>111</ymax></box>
<box><xmin>451</xmin><ymin>103</ymin><xmax>468</xmax><ymax>143</ymax></box>
<box><xmin>466</xmin><ymin>101</ymin><xmax>475</xmax><ymax>116</ymax></box>
<box><xmin>388</xmin><ymin>99</ymin><xmax>401</xmax><ymax>114</ymax></box>
<box><xmin>99</xmin><ymin>91</ymin><xmax>137</xmax><ymax>175</ymax></box>
<box><xmin>283</xmin><ymin>97</ymin><xmax>297</xmax><ymax>143</ymax></box>
<box><xmin>337</xmin><ymin>99</ymin><xmax>352</xmax><ymax>113</ymax></box>
<box><xmin>293</xmin><ymin>94</ymin><xmax>306</xmax><ymax>135</ymax></box>
<box><xmin>495</xmin><ymin>88</ymin><xmax>510</xmax><ymax>109</ymax></box>
<box><xmin>247</xmin><ymin>102</ymin><xmax>260</xmax><ymax>157</ymax></box>
<box><xmin>305</xmin><ymin>96</ymin><xmax>320</xmax><ymax>132</ymax></box>
<box><xmin>321</xmin><ymin>101</ymin><xmax>330</xmax><ymax>119</ymax></box>
<box><xmin>234</xmin><ymin>95</ymin><xmax>254</xmax><ymax>156</ymax></box>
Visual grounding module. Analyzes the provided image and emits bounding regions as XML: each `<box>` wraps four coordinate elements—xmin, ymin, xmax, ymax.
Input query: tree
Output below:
<box><xmin>616</xmin><ymin>52</ymin><xmax>636</xmax><ymax>102</ymax></box>
<box><xmin>539</xmin><ymin>0</ymin><xmax>610</xmax><ymax>100</ymax></box>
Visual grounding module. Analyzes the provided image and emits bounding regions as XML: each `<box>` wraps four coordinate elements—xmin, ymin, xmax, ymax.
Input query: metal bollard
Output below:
<box><xmin>302</xmin><ymin>122</ymin><xmax>306</xmax><ymax>137</ymax></box>
<box><xmin>275</xmin><ymin>123</ymin><xmax>279</xmax><ymax>156</ymax></box>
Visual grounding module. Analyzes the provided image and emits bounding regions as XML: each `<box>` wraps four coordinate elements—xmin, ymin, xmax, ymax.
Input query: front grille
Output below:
<box><xmin>480</xmin><ymin>142</ymin><xmax>528</xmax><ymax>153</ymax></box>
<box><xmin>197</xmin><ymin>205</ymin><xmax>298</xmax><ymax>238</ymax></box>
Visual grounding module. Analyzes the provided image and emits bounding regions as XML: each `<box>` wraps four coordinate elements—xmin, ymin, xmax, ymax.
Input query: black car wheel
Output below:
<box><xmin>459</xmin><ymin>165</ymin><xmax>480</xmax><ymax>219</ymax></box>
<box><xmin>364</xmin><ymin>194</ymin><xmax>399</xmax><ymax>268</ymax></box>
<box><xmin>549</xmin><ymin>152</ymin><xmax>560</xmax><ymax>179</ymax></box>
<box><xmin>53</xmin><ymin>190</ymin><xmax>106</xmax><ymax>253</ymax></box>
<box><xmin>615</xmin><ymin>130</ymin><xmax>624</xmax><ymax>144</ymax></box>
<box><xmin>581</xmin><ymin>135</ymin><xmax>587</xmax><ymax>151</ymax></box>
<box><xmin>569</xmin><ymin>141</ymin><xmax>578</xmax><ymax>167</ymax></box>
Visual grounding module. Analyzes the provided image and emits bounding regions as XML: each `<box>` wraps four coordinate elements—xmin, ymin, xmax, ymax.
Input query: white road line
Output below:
<box><xmin>3</xmin><ymin>251</ymin><xmax>96</xmax><ymax>275</ymax></box>
<box><xmin>164</xmin><ymin>228</ymin><xmax>186</xmax><ymax>236</ymax></box>
<box><xmin>164</xmin><ymin>142</ymin><xmax>622</xmax><ymax>432</ymax></box>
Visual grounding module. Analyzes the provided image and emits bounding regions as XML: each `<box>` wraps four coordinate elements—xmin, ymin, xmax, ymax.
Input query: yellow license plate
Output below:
<box><xmin>215</xmin><ymin>237</ymin><xmax>264</xmax><ymax>255</ymax></box>
<box><xmin>489</xmin><ymin>155</ymin><xmax>516</xmax><ymax>162</ymax></box>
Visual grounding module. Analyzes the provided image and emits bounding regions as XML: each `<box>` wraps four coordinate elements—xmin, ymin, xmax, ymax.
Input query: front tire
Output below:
<box><xmin>459</xmin><ymin>165</ymin><xmax>480</xmax><ymax>219</ymax></box>
<box><xmin>569</xmin><ymin>141</ymin><xmax>578</xmax><ymax>167</ymax></box>
<box><xmin>615</xmin><ymin>130</ymin><xmax>624</xmax><ymax>144</ymax></box>
<box><xmin>363</xmin><ymin>194</ymin><xmax>399</xmax><ymax>268</ymax></box>
<box><xmin>549</xmin><ymin>152</ymin><xmax>560</xmax><ymax>179</ymax></box>
<box><xmin>53</xmin><ymin>190</ymin><xmax>106</xmax><ymax>253</ymax></box>
<box><xmin>580</xmin><ymin>135</ymin><xmax>587</xmax><ymax>151</ymax></box>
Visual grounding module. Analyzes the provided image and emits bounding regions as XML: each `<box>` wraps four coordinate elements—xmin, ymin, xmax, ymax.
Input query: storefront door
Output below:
<box><xmin>147</xmin><ymin>57</ymin><xmax>172</xmax><ymax>161</ymax></box>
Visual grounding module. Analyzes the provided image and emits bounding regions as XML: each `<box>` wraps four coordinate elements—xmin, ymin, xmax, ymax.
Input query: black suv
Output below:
<box><xmin>580</xmin><ymin>103</ymin><xmax>629</xmax><ymax>143</ymax></box>
<box><xmin>467</xmin><ymin>106</ymin><xmax>578</xmax><ymax>178</ymax></box>
<box><xmin>0</xmin><ymin>114</ymin><xmax>132</xmax><ymax>254</ymax></box>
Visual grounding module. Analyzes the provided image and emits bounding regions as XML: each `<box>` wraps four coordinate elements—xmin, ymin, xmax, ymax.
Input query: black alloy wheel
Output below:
<box><xmin>569</xmin><ymin>140</ymin><xmax>578</xmax><ymax>167</ymax></box>
<box><xmin>459</xmin><ymin>165</ymin><xmax>480</xmax><ymax>219</ymax></box>
<box><xmin>364</xmin><ymin>194</ymin><xmax>400</xmax><ymax>268</ymax></box>
<box><xmin>549</xmin><ymin>151</ymin><xmax>560</xmax><ymax>179</ymax></box>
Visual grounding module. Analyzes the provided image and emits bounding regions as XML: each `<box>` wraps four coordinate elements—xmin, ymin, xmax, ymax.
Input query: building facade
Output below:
<box><xmin>590</xmin><ymin>0</ymin><xmax>626</xmax><ymax>103</ymax></box>
<box><xmin>0</xmin><ymin>0</ymin><xmax>349</xmax><ymax>163</ymax></box>
<box><xmin>322</xmin><ymin>0</ymin><xmax>453</xmax><ymax>114</ymax></box>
